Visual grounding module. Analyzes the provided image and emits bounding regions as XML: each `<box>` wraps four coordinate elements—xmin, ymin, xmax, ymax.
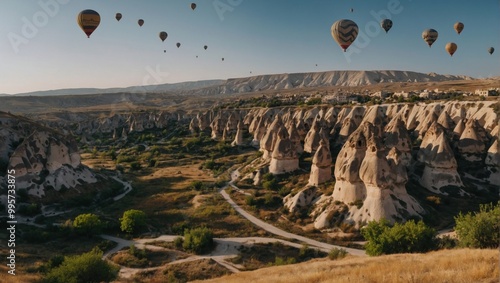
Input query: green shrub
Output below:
<box><xmin>262</xmin><ymin>179</ymin><xmax>279</xmax><ymax>191</ymax></box>
<box><xmin>182</xmin><ymin>227</ymin><xmax>214</xmax><ymax>254</ymax></box>
<box><xmin>454</xmin><ymin>202</ymin><xmax>500</xmax><ymax>249</ymax></box>
<box><xmin>174</xmin><ymin>236</ymin><xmax>184</xmax><ymax>249</ymax></box>
<box><xmin>273</xmin><ymin>256</ymin><xmax>296</xmax><ymax>266</ymax></box>
<box><xmin>361</xmin><ymin>219</ymin><xmax>437</xmax><ymax>256</ymax></box>
<box><xmin>43</xmin><ymin>247</ymin><xmax>118</xmax><ymax>283</ymax></box>
<box><xmin>328</xmin><ymin>248</ymin><xmax>348</xmax><ymax>260</ymax></box>
<box><xmin>120</xmin><ymin>209</ymin><xmax>147</xmax><ymax>234</ymax></box>
<box><xmin>73</xmin><ymin>213</ymin><xmax>103</xmax><ymax>237</ymax></box>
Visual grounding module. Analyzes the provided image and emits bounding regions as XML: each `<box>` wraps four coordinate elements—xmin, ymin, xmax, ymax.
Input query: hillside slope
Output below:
<box><xmin>194</xmin><ymin>249</ymin><xmax>499</xmax><ymax>283</ymax></box>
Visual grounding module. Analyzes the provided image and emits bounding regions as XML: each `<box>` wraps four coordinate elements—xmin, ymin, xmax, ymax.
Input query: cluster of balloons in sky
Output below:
<box><xmin>76</xmin><ymin>4</ymin><xmax>227</xmax><ymax>60</ymax></box>
<box><xmin>331</xmin><ymin>19</ymin><xmax>495</xmax><ymax>56</ymax></box>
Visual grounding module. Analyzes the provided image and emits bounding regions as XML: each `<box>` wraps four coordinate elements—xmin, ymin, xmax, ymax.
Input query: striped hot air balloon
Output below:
<box><xmin>422</xmin><ymin>29</ymin><xmax>438</xmax><ymax>47</ymax></box>
<box><xmin>331</xmin><ymin>19</ymin><xmax>359</xmax><ymax>52</ymax></box>
<box><xmin>77</xmin><ymin>9</ymin><xmax>100</xmax><ymax>38</ymax></box>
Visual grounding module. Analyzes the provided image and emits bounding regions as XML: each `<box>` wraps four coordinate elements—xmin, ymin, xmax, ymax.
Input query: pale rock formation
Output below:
<box><xmin>457</xmin><ymin>120</ymin><xmax>486</xmax><ymax>161</ymax></box>
<box><xmin>453</xmin><ymin>119</ymin><xmax>466</xmax><ymax>139</ymax></box>
<box><xmin>418</xmin><ymin>122</ymin><xmax>463</xmax><ymax>193</ymax></box>
<box><xmin>284</xmin><ymin>186</ymin><xmax>318</xmax><ymax>213</ymax></box>
<box><xmin>9</xmin><ymin>131</ymin><xmax>97</xmax><ymax>197</ymax></box>
<box><xmin>485</xmin><ymin>139</ymin><xmax>500</xmax><ymax>186</ymax></box>
<box><xmin>308</xmin><ymin>140</ymin><xmax>332</xmax><ymax>186</ymax></box>
<box><xmin>304</xmin><ymin>119</ymin><xmax>324</xmax><ymax>153</ymax></box>
<box><xmin>384</xmin><ymin>116</ymin><xmax>412</xmax><ymax>166</ymax></box>
<box><xmin>437</xmin><ymin>110</ymin><xmax>455</xmax><ymax>130</ymax></box>
<box><xmin>287</xmin><ymin>122</ymin><xmax>303</xmax><ymax>154</ymax></box>
<box><xmin>231</xmin><ymin>120</ymin><xmax>245</xmax><ymax>146</ymax></box>
<box><xmin>269</xmin><ymin>136</ymin><xmax>299</xmax><ymax>175</ymax></box>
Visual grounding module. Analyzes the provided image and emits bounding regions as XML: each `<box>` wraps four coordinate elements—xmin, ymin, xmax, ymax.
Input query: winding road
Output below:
<box><xmin>220</xmin><ymin>170</ymin><xmax>366</xmax><ymax>256</ymax></box>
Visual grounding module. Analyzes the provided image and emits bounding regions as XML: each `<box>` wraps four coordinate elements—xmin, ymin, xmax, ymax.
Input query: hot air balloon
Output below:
<box><xmin>159</xmin><ymin>31</ymin><xmax>168</xmax><ymax>42</ymax></box>
<box><xmin>115</xmin><ymin>13</ymin><xmax>122</xmax><ymax>22</ymax></box>
<box><xmin>454</xmin><ymin>22</ymin><xmax>464</xmax><ymax>34</ymax></box>
<box><xmin>422</xmin><ymin>29</ymin><xmax>438</xmax><ymax>47</ymax></box>
<box><xmin>138</xmin><ymin>19</ymin><xmax>144</xmax><ymax>27</ymax></box>
<box><xmin>196</xmin><ymin>55</ymin><xmax>198</xmax><ymax>58</ymax></box>
<box><xmin>222</xmin><ymin>58</ymin><xmax>224</xmax><ymax>61</ymax></box>
<box><xmin>204</xmin><ymin>45</ymin><xmax>208</xmax><ymax>50</ymax></box>
<box><xmin>191</xmin><ymin>3</ymin><xmax>197</xmax><ymax>10</ymax></box>
<box><xmin>488</xmin><ymin>47</ymin><xmax>495</xmax><ymax>55</ymax></box>
<box><xmin>350</xmin><ymin>8</ymin><xmax>354</xmax><ymax>13</ymax></box>
<box><xmin>331</xmin><ymin>19</ymin><xmax>358</xmax><ymax>52</ymax></box>
<box><xmin>445</xmin><ymin>42</ymin><xmax>457</xmax><ymax>56</ymax></box>
<box><xmin>77</xmin><ymin>9</ymin><xmax>100</xmax><ymax>38</ymax></box>
<box><xmin>380</xmin><ymin>19</ymin><xmax>393</xmax><ymax>33</ymax></box>
<box><xmin>176</xmin><ymin>42</ymin><xmax>181</xmax><ymax>48</ymax></box>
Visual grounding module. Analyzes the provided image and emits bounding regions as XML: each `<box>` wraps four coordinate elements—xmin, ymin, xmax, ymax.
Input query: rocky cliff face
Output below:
<box><xmin>0</xmin><ymin>112</ymin><xmax>99</xmax><ymax>198</ymax></box>
<box><xmin>200</xmin><ymin>101</ymin><xmax>497</xmax><ymax>229</ymax></box>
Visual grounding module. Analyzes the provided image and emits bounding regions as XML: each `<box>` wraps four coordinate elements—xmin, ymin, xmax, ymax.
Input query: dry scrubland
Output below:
<box><xmin>195</xmin><ymin>249</ymin><xmax>499</xmax><ymax>283</ymax></box>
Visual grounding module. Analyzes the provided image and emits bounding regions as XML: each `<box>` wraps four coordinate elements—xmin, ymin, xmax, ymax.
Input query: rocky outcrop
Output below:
<box><xmin>269</xmin><ymin>136</ymin><xmax>299</xmax><ymax>175</ymax></box>
<box><xmin>308</xmin><ymin>140</ymin><xmax>332</xmax><ymax>186</ymax></box>
<box><xmin>485</xmin><ymin>139</ymin><xmax>500</xmax><ymax>186</ymax></box>
<box><xmin>418</xmin><ymin>122</ymin><xmax>463</xmax><ymax>193</ymax></box>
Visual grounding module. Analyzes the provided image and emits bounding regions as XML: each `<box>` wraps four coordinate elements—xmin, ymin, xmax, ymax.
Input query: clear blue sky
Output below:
<box><xmin>0</xmin><ymin>0</ymin><xmax>498</xmax><ymax>94</ymax></box>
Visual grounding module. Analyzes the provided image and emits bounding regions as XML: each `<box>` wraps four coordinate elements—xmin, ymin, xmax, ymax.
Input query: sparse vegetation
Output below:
<box><xmin>361</xmin><ymin>219</ymin><xmax>437</xmax><ymax>256</ymax></box>
<box><xmin>120</xmin><ymin>209</ymin><xmax>147</xmax><ymax>234</ymax></box>
<box><xmin>182</xmin><ymin>227</ymin><xmax>214</xmax><ymax>254</ymax></box>
<box><xmin>73</xmin><ymin>213</ymin><xmax>103</xmax><ymax>237</ymax></box>
<box><xmin>454</xmin><ymin>202</ymin><xmax>500</xmax><ymax>248</ymax></box>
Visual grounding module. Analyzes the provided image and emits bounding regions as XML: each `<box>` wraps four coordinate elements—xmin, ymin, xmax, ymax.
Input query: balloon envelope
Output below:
<box><xmin>204</xmin><ymin>45</ymin><xmax>208</xmax><ymax>50</ymax></box>
<box><xmin>115</xmin><ymin>13</ymin><xmax>122</xmax><ymax>21</ymax></box>
<box><xmin>445</xmin><ymin>42</ymin><xmax>457</xmax><ymax>56</ymax></box>
<box><xmin>159</xmin><ymin>31</ymin><xmax>168</xmax><ymax>42</ymax></box>
<box><xmin>488</xmin><ymin>47</ymin><xmax>494</xmax><ymax>55</ymax></box>
<box><xmin>191</xmin><ymin>3</ymin><xmax>197</xmax><ymax>10</ymax></box>
<box><xmin>422</xmin><ymin>29</ymin><xmax>438</xmax><ymax>47</ymax></box>
<box><xmin>331</xmin><ymin>19</ymin><xmax>359</xmax><ymax>52</ymax></box>
<box><xmin>77</xmin><ymin>9</ymin><xmax>100</xmax><ymax>38</ymax></box>
<box><xmin>138</xmin><ymin>19</ymin><xmax>144</xmax><ymax>27</ymax></box>
<box><xmin>381</xmin><ymin>19</ymin><xmax>393</xmax><ymax>33</ymax></box>
<box><xmin>176</xmin><ymin>42</ymin><xmax>181</xmax><ymax>48</ymax></box>
<box><xmin>454</xmin><ymin>22</ymin><xmax>464</xmax><ymax>34</ymax></box>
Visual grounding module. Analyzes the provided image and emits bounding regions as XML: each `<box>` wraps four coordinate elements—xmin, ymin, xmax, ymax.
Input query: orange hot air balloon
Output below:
<box><xmin>445</xmin><ymin>42</ymin><xmax>457</xmax><ymax>56</ymax></box>
<box><xmin>115</xmin><ymin>13</ymin><xmax>122</xmax><ymax>21</ymax></box>
<box><xmin>138</xmin><ymin>19</ymin><xmax>144</xmax><ymax>27</ymax></box>
<box><xmin>77</xmin><ymin>9</ymin><xmax>100</xmax><ymax>38</ymax></box>
<box><xmin>191</xmin><ymin>3</ymin><xmax>197</xmax><ymax>10</ymax></box>
<box><xmin>454</xmin><ymin>22</ymin><xmax>464</xmax><ymax>34</ymax></box>
<box><xmin>159</xmin><ymin>31</ymin><xmax>168</xmax><ymax>42</ymax></box>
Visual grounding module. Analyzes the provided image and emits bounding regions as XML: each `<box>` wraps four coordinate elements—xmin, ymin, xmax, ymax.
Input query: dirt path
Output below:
<box><xmin>220</xmin><ymin>170</ymin><xmax>367</xmax><ymax>256</ymax></box>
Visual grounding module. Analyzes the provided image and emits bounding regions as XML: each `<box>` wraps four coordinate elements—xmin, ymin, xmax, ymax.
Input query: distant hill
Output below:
<box><xmin>7</xmin><ymin>80</ymin><xmax>225</xmax><ymax>97</ymax></box>
<box><xmin>179</xmin><ymin>70</ymin><xmax>474</xmax><ymax>96</ymax></box>
<box><xmin>3</xmin><ymin>70</ymin><xmax>476</xmax><ymax>97</ymax></box>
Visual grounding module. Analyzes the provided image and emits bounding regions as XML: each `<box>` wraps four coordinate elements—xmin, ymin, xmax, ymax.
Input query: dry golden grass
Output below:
<box><xmin>194</xmin><ymin>248</ymin><xmax>499</xmax><ymax>283</ymax></box>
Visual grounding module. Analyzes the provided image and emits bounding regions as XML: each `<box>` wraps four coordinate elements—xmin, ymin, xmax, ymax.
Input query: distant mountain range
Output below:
<box><xmin>1</xmin><ymin>70</ymin><xmax>479</xmax><ymax>97</ymax></box>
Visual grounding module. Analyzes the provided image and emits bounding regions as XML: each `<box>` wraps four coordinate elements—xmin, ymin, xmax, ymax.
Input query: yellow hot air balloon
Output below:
<box><xmin>454</xmin><ymin>22</ymin><xmax>464</xmax><ymax>34</ymax></box>
<box><xmin>77</xmin><ymin>10</ymin><xmax>100</xmax><ymax>38</ymax></box>
<box><xmin>445</xmin><ymin>42</ymin><xmax>457</xmax><ymax>56</ymax></box>
<box><xmin>138</xmin><ymin>19</ymin><xmax>144</xmax><ymax>27</ymax></box>
<box><xmin>331</xmin><ymin>19</ymin><xmax>358</xmax><ymax>52</ymax></box>
<box><xmin>115</xmin><ymin>13</ymin><xmax>122</xmax><ymax>21</ymax></box>
<box><xmin>159</xmin><ymin>31</ymin><xmax>168</xmax><ymax>42</ymax></box>
<box><xmin>422</xmin><ymin>29</ymin><xmax>438</xmax><ymax>47</ymax></box>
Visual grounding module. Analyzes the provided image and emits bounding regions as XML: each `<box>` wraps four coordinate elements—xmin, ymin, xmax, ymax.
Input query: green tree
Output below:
<box><xmin>182</xmin><ymin>227</ymin><xmax>214</xmax><ymax>254</ymax></box>
<box><xmin>43</xmin><ymin>247</ymin><xmax>118</xmax><ymax>283</ymax></box>
<box><xmin>361</xmin><ymin>219</ymin><xmax>437</xmax><ymax>256</ymax></box>
<box><xmin>73</xmin><ymin>214</ymin><xmax>102</xmax><ymax>237</ymax></box>
<box><xmin>454</xmin><ymin>202</ymin><xmax>500</xmax><ymax>249</ymax></box>
<box><xmin>120</xmin><ymin>209</ymin><xmax>147</xmax><ymax>234</ymax></box>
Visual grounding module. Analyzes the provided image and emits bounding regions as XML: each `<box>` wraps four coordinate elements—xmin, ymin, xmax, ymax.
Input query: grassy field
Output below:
<box><xmin>195</xmin><ymin>248</ymin><xmax>500</xmax><ymax>283</ymax></box>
